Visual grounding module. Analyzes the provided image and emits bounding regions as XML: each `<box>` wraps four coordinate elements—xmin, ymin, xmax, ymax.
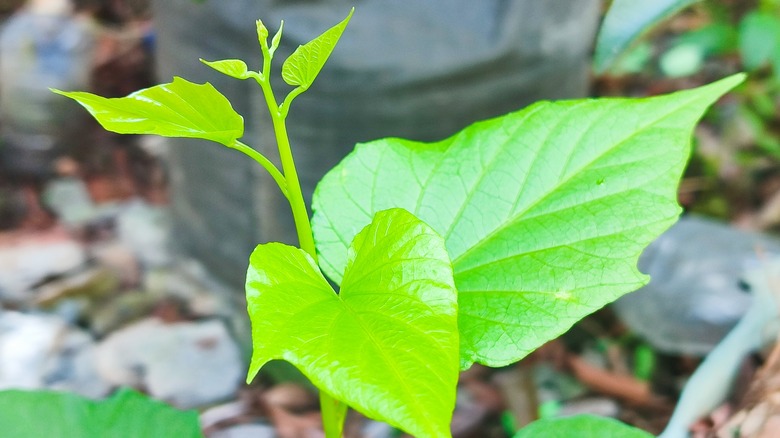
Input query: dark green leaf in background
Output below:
<box><xmin>312</xmin><ymin>74</ymin><xmax>744</xmax><ymax>369</ymax></box>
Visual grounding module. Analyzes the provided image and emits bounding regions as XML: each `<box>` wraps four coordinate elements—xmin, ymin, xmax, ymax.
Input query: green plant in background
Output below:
<box><xmin>596</xmin><ymin>0</ymin><xmax>780</xmax><ymax>222</ymax></box>
<box><xmin>53</xmin><ymin>7</ymin><xmax>743</xmax><ymax>438</ymax></box>
<box><xmin>0</xmin><ymin>388</ymin><xmax>202</xmax><ymax>437</ymax></box>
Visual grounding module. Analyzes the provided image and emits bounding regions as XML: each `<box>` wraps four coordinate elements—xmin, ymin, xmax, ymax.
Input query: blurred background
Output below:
<box><xmin>0</xmin><ymin>0</ymin><xmax>779</xmax><ymax>436</ymax></box>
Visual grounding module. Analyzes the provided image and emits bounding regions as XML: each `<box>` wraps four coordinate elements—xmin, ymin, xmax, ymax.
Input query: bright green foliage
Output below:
<box><xmin>594</xmin><ymin>0</ymin><xmax>703</xmax><ymax>74</ymax></box>
<box><xmin>281</xmin><ymin>8</ymin><xmax>353</xmax><ymax>89</ymax></box>
<box><xmin>200</xmin><ymin>58</ymin><xmax>253</xmax><ymax>80</ymax></box>
<box><xmin>312</xmin><ymin>74</ymin><xmax>744</xmax><ymax>369</ymax></box>
<box><xmin>514</xmin><ymin>415</ymin><xmax>653</xmax><ymax>438</ymax></box>
<box><xmin>52</xmin><ymin>77</ymin><xmax>243</xmax><ymax>146</ymax></box>
<box><xmin>246</xmin><ymin>208</ymin><xmax>458</xmax><ymax>438</ymax></box>
<box><xmin>739</xmin><ymin>11</ymin><xmax>780</xmax><ymax>72</ymax></box>
<box><xmin>0</xmin><ymin>388</ymin><xmax>203</xmax><ymax>438</ymax></box>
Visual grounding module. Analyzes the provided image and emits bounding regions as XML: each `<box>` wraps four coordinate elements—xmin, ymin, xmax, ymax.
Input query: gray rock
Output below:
<box><xmin>95</xmin><ymin>317</ymin><xmax>243</xmax><ymax>409</ymax></box>
<box><xmin>209</xmin><ymin>424</ymin><xmax>276</xmax><ymax>438</ymax></box>
<box><xmin>614</xmin><ymin>215</ymin><xmax>780</xmax><ymax>355</ymax></box>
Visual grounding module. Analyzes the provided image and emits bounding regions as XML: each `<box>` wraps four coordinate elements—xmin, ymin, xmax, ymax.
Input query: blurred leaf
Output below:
<box><xmin>594</xmin><ymin>0</ymin><xmax>703</xmax><ymax>74</ymax></box>
<box><xmin>660</xmin><ymin>44</ymin><xmax>705</xmax><ymax>77</ymax></box>
<box><xmin>633</xmin><ymin>343</ymin><xmax>656</xmax><ymax>381</ymax></box>
<box><xmin>676</xmin><ymin>23</ymin><xmax>738</xmax><ymax>56</ymax></box>
<box><xmin>611</xmin><ymin>42</ymin><xmax>653</xmax><ymax>75</ymax></box>
<box><xmin>514</xmin><ymin>415</ymin><xmax>653</xmax><ymax>438</ymax></box>
<box><xmin>53</xmin><ymin>77</ymin><xmax>244</xmax><ymax>146</ymax></box>
<box><xmin>0</xmin><ymin>388</ymin><xmax>203</xmax><ymax>438</ymax></box>
<box><xmin>739</xmin><ymin>11</ymin><xmax>780</xmax><ymax>70</ymax></box>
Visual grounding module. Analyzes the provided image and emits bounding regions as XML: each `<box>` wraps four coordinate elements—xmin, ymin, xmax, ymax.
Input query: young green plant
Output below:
<box><xmin>55</xmin><ymin>9</ymin><xmax>744</xmax><ymax>438</ymax></box>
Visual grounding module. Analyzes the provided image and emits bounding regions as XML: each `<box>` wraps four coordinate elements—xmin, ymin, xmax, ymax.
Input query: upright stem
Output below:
<box><xmin>255</xmin><ymin>44</ymin><xmax>346</xmax><ymax>438</ymax></box>
<box><xmin>269</xmin><ymin>115</ymin><xmax>316</xmax><ymax>256</ymax></box>
<box><xmin>321</xmin><ymin>391</ymin><xmax>349</xmax><ymax>438</ymax></box>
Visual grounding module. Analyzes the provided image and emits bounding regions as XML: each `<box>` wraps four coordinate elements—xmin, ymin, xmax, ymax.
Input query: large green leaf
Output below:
<box><xmin>593</xmin><ymin>0</ymin><xmax>703</xmax><ymax>74</ymax></box>
<box><xmin>52</xmin><ymin>77</ymin><xmax>243</xmax><ymax>146</ymax></box>
<box><xmin>514</xmin><ymin>415</ymin><xmax>653</xmax><ymax>438</ymax></box>
<box><xmin>281</xmin><ymin>8</ymin><xmax>353</xmax><ymax>89</ymax></box>
<box><xmin>312</xmin><ymin>75</ymin><xmax>744</xmax><ymax>369</ymax></box>
<box><xmin>0</xmin><ymin>388</ymin><xmax>203</xmax><ymax>438</ymax></box>
<box><xmin>246</xmin><ymin>208</ymin><xmax>458</xmax><ymax>438</ymax></box>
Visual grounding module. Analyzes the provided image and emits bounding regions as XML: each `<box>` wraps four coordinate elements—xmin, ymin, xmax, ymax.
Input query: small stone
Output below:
<box><xmin>200</xmin><ymin>399</ymin><xmax>248</xmax><ymax>431</ymax></box>
<box><xmin>209</xmin><ymin>424</ymin><xmax>276</xmax><ymax>438</ymax></box>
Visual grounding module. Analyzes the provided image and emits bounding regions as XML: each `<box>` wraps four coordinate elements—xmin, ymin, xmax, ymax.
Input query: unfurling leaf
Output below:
<box><xmin>281</xmin><ymin>8</ymin><xmax>353</xmax><ymax>89</ymax></box>
<box><xmin>246</xmin><ymin>208</ymin><xmax>458</xmax><ymax>438</ymax></box>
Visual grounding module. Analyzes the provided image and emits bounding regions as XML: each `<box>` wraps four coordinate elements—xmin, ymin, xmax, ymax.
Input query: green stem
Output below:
<box><xmin>229</xmin><ymin>140</ymin><xmax>288</xmax><ymax>199</ymax></box>
<box><xmin>255</xmin><ymin>37</ymin><xmax>347</xmax><ymax>438</ymax></box>
<box><xmin>280</xmin><ymin>86</ymin><xmax>307</xmax><ymax>119</ymax></box>
<box><xmin>269</xmin><ymin>113</ymin><xmax>317</xmax><ymax>256</ymax></box>
<box><xmin>321</xmin><ymin>391</ymin><xmax>349</xmax><ymax>438</ymax></box>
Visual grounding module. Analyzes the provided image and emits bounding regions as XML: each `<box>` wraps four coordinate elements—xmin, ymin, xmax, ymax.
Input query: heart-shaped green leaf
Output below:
<box><xmin>246</xmin><ymin>208</ymin><xmax>458</xmax><ymax>438</ymax></box>
<box><xmin>312</xmin><ymin>75</ymin><xmax>744</xmax><ymax>369</ymax></box>
<box><xmin>514</xmin><ymin>415</ymin><xmax>653</xmax><ymax>438</ymax></box>
<box><xmin>200</xmin><ymin>58</ymin><xmax>253</xmax><ymax>80</ymax></box>
<box><xmin>0</xmin><ymin>388</ymin><xmax>203</xmax><ymax>437</ymax></box>
<box><xmin>594</xmin><ymin>0</ymin><xmax>703</xmax><ymax>74</ymax></box>
<box><xmin>281</xmin><ymin>8</ymin><xmax>353</xmax><ymax>89</ymax></box>
<box><xmin>53</xmin><ymin>77</ymin><xmax>243</xmax><ymax>146</ymax></box>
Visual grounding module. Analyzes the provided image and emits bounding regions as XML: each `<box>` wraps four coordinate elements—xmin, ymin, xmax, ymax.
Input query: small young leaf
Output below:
<box><xmin>200</xmin><ymin>58</ymin><xmax>252</xmax><ymax>80</ymax></box>
<box><xmin>0</xmin><ymin>388</ymin><xmax>203</xmax><ymax>437</ymax></box>
<box><xmin>246</xmin><ymin>208</ymin><xmax>458</xmax><ymax>438</ymax></box>
<box><xmin>256</xmin><ymin>19</ymin><xmax>269</xmax><ymax>43</ymax></box>
<box><xmin>312</xmin><ymin>74</ymin><xmax>744</xmax><ymax>369</ymax></box>
<box><xmin>281</xmin><ymin>8</ymin><xmax>353</xmax><ymax>89</ymax></box>
<box><xmin>514</xmin><ymin>415</ymin><xmax>653</xmax><ymax>438</ymax></box>
<box><xmin>53</xmin><ymin>77</ymin><xmax>243</xmax><ymax>146</ymax></box>
<box><xmin>594</xmin><ymin>0</ymin><xmax>703</xmax><ymax>74</ymax></box>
